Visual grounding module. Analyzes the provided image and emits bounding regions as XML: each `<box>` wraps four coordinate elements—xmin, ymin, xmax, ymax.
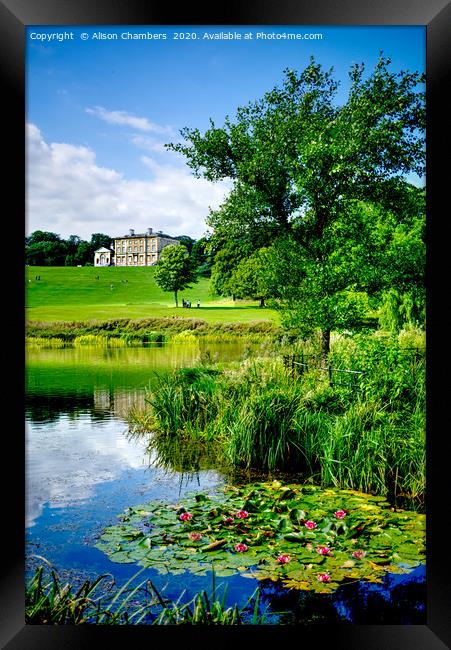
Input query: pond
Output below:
<box><xmin>25</xmin><ymin>342</ymin><xmax>425</xmax><ymax>624</ymax></box>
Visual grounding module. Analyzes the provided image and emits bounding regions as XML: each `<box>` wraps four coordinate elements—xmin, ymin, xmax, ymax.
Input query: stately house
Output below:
<box><xmin>94</xmin><ymin>228</ymin><xmax>180</xmax><ymax>267</ymax></box>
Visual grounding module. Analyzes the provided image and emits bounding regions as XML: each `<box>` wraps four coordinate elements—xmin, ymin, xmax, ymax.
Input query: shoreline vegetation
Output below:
<box><xmin>25</xmin><ymin>316</ymin><xmax>280</xmax><ymax>347</ymax></box>
<box><xmin>26</xmin><ymin>563</ymin><xmax>267</xmax><ymax>625</ymax></box>
<box><xmin>125</xmin><ymin>327</ymin><xmax>425</xmax><ymax>510</ymax></box>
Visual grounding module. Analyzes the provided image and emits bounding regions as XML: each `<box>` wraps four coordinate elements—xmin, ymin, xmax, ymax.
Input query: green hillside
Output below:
<box><xmin>25</xmin><ymin>266</ymin><xmax>279</xmax><ymax>324</ymax></box>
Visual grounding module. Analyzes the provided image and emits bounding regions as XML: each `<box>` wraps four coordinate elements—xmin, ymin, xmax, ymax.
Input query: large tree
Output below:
<box><xmin>153</xmin><ymin>244</ymin><xmax>197</xmax><ymax>308</ymax></box>
<box><xmin>167</xmin><ymin>55</ymin><xmax>425</xmax><ymax>357</ymax></box>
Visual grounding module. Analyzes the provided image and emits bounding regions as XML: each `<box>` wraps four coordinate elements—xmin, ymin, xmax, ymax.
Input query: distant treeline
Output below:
<box><xmin>25</xmin><ymin>231</ymin><xmax>112</xmax><ymax>267</ymax></box>
<box><xmin>25</xmin><ymin>231</ymin><xmax>212</xmax><ymax>274</ymax></box>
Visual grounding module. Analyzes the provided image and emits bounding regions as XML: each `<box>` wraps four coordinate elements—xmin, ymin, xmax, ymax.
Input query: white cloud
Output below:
<box><xmin>26</xmin><ymin>123</ymin><xmax>231</xmax><ymax>240</ymax></box>
<box><xmin>131</xmin><ymin>135</ymin><xmax>170</xmax><ymax>154</ymax></box>
<box><xmin>86</xmin><ymin>105</ymin><xmax>174</xmax><ymax>135</ymax></box>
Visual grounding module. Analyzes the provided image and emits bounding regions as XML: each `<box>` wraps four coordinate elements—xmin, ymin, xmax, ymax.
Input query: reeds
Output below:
<box><xmin>144</xmin><ymin>367</ymin><xmax>222</xmax><ymax>438</ymax></box>
<box><xmin>128</xmin><ymin>333</ymin><xmax>425</xmax><ymax>506</ymax></box>
<box><xmin>25</xmin><ymin>562</ymin><xmax>108</xmax><ymax>624</ymax></box>
<box><xmin>26</xmin><ymin>562</ymin><xmax>266</xmax><ymax>625</ymax></box>
<box><xmin>25</xmin><ymin>336</ymin><xmax>67</xmax><ymax>348</ymax></box>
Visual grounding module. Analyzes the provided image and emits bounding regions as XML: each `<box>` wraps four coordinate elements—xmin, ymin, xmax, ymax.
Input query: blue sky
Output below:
<box><xmin>26</xmin><ymin>25</ymin><xmax>425</xmax><ymax>241</ymax></box>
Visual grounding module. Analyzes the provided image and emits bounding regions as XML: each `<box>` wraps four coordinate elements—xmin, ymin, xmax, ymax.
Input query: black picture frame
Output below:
<box><xmin>2</xmin><ymin>0</ymin><xmax>450</xmax><ymax>647</ymax></box>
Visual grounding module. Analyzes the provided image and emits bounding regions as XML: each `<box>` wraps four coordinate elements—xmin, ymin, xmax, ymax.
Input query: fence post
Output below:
<box><xmin>328</xmin><ymin>365</ymin><xmax>333</xmax><ymax>386</ymax></box>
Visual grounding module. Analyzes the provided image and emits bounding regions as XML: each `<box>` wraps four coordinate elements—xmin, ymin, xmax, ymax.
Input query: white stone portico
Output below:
<box><xmin>94</xmin><ymin>247</ymin><xmax>114</xmax><ymax>267</ymax></box>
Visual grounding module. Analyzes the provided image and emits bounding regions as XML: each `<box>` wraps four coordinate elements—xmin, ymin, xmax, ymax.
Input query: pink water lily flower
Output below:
<box><xmin>235</xmin><ymin>510</ymin><xmax>249</xmax><ymax>519</ymax></box>
<box><xmin>305</xmin><ymin>520</ymin><xmax>317</xmax><ymax>530</ymax></box>
<box><xmin>316</xmin><ymin>545</ymin><xmax>331</xmax><ymax>556</ymax></box>
<box><xmin>277</xmin><ymin>554</ymin><xmax>291</xmax><ymax>564</ymax></box>
<box><xmin>317</xmin><ymin>573</ymin><xmax>331</xmax><ymax>583</ymax></box>
<box><xmin>334</xmin><ymin>510</ymin><xmax>347</xmax><ymax>519</ymax></box>
<box><xmin>352</xmin><ymin>550</ymin><xmax>366</xmax><ymax>560</ymax></box>
<box><xmin>235</xmin><ymin>543</ymin><xmax>248</xmax><ymax>552</ymax></box>
<box><xmin>179</xmin><ymin>512</ymin><xmax>193</xmax><ymax>521</ymax></box>
<box><xmin>188</xmin><ymin>532</ymin><xmax>202</xmax><ymax>541</ymax></box>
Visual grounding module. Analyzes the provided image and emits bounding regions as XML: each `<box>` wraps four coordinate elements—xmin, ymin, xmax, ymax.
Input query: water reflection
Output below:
<box><xmin>26</xmin><ymin>413</ymin><xmax>153</xmax><ymax>527</ymax></box>
<box><xmin>25</xmin><ymin>343</ymin><xmax>252</xmax><ymax>528</ymax></box>
<box><xmin>256</xmin><ymin>564</ymin><xmax>425</xmax><ymax>624</ymax></box>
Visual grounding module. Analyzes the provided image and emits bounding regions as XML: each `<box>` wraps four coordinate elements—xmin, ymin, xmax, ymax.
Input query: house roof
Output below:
<box><xmin>115</xmin><ymin>232</ymin><xmax>177</xmax><ymax>240</ymax></box>
<box><xmin>94</xmin><ymin>247</ymin><xmax>113</xmax><ymax>253</ymax></box>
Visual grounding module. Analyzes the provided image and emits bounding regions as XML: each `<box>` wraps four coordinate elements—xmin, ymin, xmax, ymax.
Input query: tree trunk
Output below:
<box><xmin>174</xmin><ymin>290</ymin><xmax>178</xmax><ymax>308</ymax></box>
<box><xmin>259</xmin><ymin>297</ymin><xmax>266</xmax><ymax>307</ymax></box>
<box><xmin>320</xmin><ymin>328</ymin><xmax>331</xmax><ymax>368</ymax></box>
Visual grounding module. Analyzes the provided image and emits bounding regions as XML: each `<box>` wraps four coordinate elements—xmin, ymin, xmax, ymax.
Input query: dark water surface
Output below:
<box><xmin>25</xmin><ymin>343</ymin><xmax>425</xmax><ymax>624</ymax></box>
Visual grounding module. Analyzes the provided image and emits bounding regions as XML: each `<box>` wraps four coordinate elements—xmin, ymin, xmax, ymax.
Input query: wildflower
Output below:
<box><xmin>188</xmin><ymin>532</ymin><xmax>202</xmax><ymax>541</ymax></box>
<box><xmin>306</xmin><ymin>543</ymin><xmax>314</xmax><ymax>552</ymax></box>
<box><xmin>316</xmin><ymin>545</ymin><xmax>331</xmax><ymax>555</ymax></box>
<box><xmin>305</xmin><ymin>520</ymin><xmax>317</xmax><ymax>530</ymax></box>
<box><xmin>235</xmin><ymin>543</ymin><xmax>248</xmax><ymax>552</ymax></box>
<box><xmin>352</xmin><ymin>550</ymin><xmax>366</xmax><ymax>560</ymax></box>
<box><xmin>179</xmin><ymin>512</ymin><xmax>193</xmax><ymax>521</ymax></box>
<box><xmin>334</xmin><ymin>510</ymin><xmax>346</xmax><ymax>519</ymax></box>
<box><xmin>235</xmin><ymin>510</ymin><xmax>249</xmax><ymax>519</ymax></box>
<box><xmin>277</xmin><ymin>554</ymin><xmax>291</xmax><ymax>564</ymax></box>
<box><xmin>223</xmin><ymin>516</ymin><xmax>234</xmax><ymax>524</ymax></box>
<box><xmin>317</xmin><ymin>573</ymin><xmax>331</xmax><ymax>583</ymax></box>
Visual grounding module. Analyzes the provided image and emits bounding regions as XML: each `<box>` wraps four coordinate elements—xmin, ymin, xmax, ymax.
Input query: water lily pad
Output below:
<box><xmin>94</xmin><ymin>481</ymin><xmax>425</xmax><ymax>592</ymax></box>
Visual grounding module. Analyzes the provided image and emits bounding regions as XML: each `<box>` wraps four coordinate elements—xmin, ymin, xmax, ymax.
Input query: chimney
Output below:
<box><xmin>147</xmin><ymin>227</ymin><xmax>153</xmax><ymax>235</ymax></box>
<box><xmin>129</xmin><ymin>228</ymin><xmax>135</xmax><ymax>236</ymax></box>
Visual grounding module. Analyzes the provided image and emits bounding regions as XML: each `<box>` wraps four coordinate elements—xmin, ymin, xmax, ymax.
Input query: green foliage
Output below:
<box><xmin>26</xmin><ymin>563</ymin><xmax>108</xmax><ymax>624</ymax></box>
<box><xmin>209</xmin><ymin>238</ymin><xmax>254</xmax><ymax>298</ymax></box>
<box><xmin>153</xmin><ymin>245</ymin><xmax>198</xmax><ymax>307</ymax></box>
<box><xmin>174</xmin><ymin>235</ymin><xmax>195</xmax><ymax>255</ymax></box>
<box><xmin>168</xmin><ymin>56</ymin><xmax>425</xmax><ymax>354</ymax></box>
<box><xmin>144</xmin><ymin>367</ymin><xmax>222</xmax><ymax>438</ymax></box>
<box><xmin>379</xmin><ymin>287</ymin><xmax>425</xmax><ymax>333</ymax></box>
<box><xmin>191</xmin><ymin>237</ymin><xmax>213</xmax><ymax>277</ymax></box>
<box><xmin>26</xmin><ymin>562</ymin><xmax>266</xmax><ymax>625</ymax></box>
<box><xmin>228</xmin><ymin>248</ymin><xmax>272</xmax><ymax>306</ymax></box>
<box><xmin>148</xmin><ymin>578</ymin><xmax>267</xmax><ymax>625</ymax></box>
<box><xmin>131</xmin><ymin>334</ymin><xmax>425</xmax><ymax>502</ymax></box>
<box><xmin>96</xmin><ymin>481</ymin><xmax>425</xmax><ymax>593</ymax></box>
<box><xmin>223</xmin><ymin>384</ymin><xmax>307</xmax><ymax>470</ymax></box>
<box><xmin>26</xmin><ymin>316</ymin><xmax>278</xmax><ymax>345</ymax></box>
<box><xmin>25</xmin><ymin>231</ymin><xmax>112</xmax><ymax>266</ymax></box>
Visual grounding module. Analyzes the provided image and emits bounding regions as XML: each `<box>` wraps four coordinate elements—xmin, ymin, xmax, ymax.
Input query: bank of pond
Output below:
<box><xmin>25</xmin><ymin>315</ymin><xmax>279</xmax><ymax>348</ymax></box>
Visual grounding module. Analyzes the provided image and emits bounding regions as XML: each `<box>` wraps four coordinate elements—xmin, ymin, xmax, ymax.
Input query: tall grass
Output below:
<box><xmin>128</xmin><ymin>333</ymin><xmax>425</xmax><ymax>506</ymax></box>
<box><xmin>148</xmin><ymin>578</ymin><xmax>268</xmax><ymax>625</ymax></box>
<box><xmin>142</xmin><ymin>367</ymin><xmax>222</xmax><ymax>438</ymax></box>
<box><xmin>26</xmin><ymin>562</ymin><xmax>108</xmax><ymax>624</ymax></box>
<box><xmin>26</xmin><ymin>562</ymin><xmax>267</xmax><ymax>625</ymax></box>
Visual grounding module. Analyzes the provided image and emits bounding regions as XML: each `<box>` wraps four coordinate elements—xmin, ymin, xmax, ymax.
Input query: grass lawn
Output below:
<box><xmin>25</xmin><ymin>266</ymin><xmax>279</xmax><ymax>324</ymax></box>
